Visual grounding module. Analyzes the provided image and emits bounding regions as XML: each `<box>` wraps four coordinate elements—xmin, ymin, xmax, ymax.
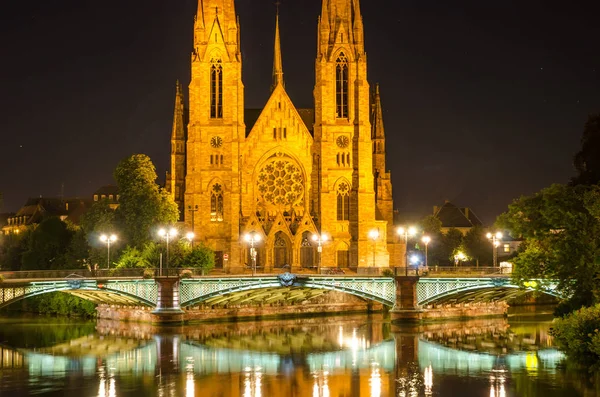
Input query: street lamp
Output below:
<box><xmin>368</xmin><ymin>229</ymin><xmax>380</xmax><ymax>268</ymax></box>
<box><xmin>185</xmin><ymin>231</ymin><xmax>195</xmax><ymax>248</ymax></box>
<box><xmin>244</xmin><ymin>232</ymin><xmax>262</xmax><ymax>277</ymax></box>
<box><xmin>486</xmin><ymin>231</ymin><xmax>503</xmax><ymax>268</ymax></box>
<box><xmin>397</xmin><ymin>226</ymin><xmax>417</xmax><ymax>276</ymax></box>
<box><xmin>158</xmin><ymin>227</ymin><xmax>178</xmax><ymax>276</ymax></box>
<box><xmin>421</xmin><ymin>235</ymin><xmax>431</xmax><ymax>269</ymax></box>
<box><xmin>312</xmin><ymin>232</ymin><xmax>329</xmax><ymax>274</ymax></box>
<box><xmin>99</xmin><ymin>234</ymin><xmax>117</xmax><ymax>270</ymax></box>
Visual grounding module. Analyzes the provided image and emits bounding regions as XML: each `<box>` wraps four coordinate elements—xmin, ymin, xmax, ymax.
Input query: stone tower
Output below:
<box><xmin>314</xmin><ymin>0</ymin><xmax>390</xmax><ymax>268</ymax></box>
<box><xmin>165</xmin><ymin>81</ymin><xmax>186</xmax><ymax>219</ymax></box>
<box><xmin>168</xmin><ymin>0</ymin><xmax>396</xmax><ymax>271</ymax></box>
<box><xmin>184</xmin><ymin>0</ymin><xmax>245</xmax><ymax>266</ymax></box>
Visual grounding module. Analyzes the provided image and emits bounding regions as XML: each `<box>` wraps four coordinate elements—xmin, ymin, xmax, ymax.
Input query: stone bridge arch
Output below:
<box><xmin>0</xmin><ymin>280</ymin><xmax>158</xmax><ymax>309</ymax></box>
<box><xmin>416</xmin><ymin>278</ymin><xmax>562</xmax><ymax>306</ymax></box>
<box><xmin>179</xmin><ymin>276</ymin><xmax>396</xmax><ymax>307</ymax></box>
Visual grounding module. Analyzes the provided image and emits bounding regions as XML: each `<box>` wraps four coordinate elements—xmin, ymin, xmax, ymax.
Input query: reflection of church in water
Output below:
<box><xmin>166</xmin><ymin>0</ymin><xmax>400</xmax><ymax>270</ymax></box>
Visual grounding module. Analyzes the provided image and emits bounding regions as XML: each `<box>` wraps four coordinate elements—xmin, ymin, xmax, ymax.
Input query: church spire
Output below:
<box><xmin>371</xmin><ymin>83</ymin><xmax>386</xmax><ymax>173</ymax></box>
<box><xmin>272</xmin><ymin>5</ymin><xmax>284</xmax><ymax>91</ymax></box>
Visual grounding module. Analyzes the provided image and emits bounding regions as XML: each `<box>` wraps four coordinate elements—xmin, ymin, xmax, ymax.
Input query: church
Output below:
<box><xmin>166</xmin><ymin>0</ymin><xmax>400</xmax><ymax>271</ymax></box>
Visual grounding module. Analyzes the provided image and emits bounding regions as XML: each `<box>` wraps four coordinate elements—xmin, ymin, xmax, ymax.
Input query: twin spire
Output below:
<box><xmin>271</xmin><ymin>4</ymin><xmax>284</xmax><ymax>91</ymax></box>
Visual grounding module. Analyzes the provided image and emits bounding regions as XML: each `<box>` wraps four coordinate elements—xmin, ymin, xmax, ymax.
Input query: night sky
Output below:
<box><xmin>1</xmin><ymin>0</ymin><xmax>599</xmax><ymax>224</ymax></box>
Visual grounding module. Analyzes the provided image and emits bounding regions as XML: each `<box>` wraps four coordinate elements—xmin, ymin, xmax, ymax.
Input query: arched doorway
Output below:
<box><xmin>273</xmin><ymin>232</ymin><xmax>291</xmax><ymax>268</ymax></box>
<box><xmin>300</xmin><ymin>232</ymin><xmax>315</xmax><ymax>268</ymax></box>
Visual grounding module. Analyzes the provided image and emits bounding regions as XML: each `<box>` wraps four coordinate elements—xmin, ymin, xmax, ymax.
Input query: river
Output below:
<box><xmin>0</xmin><ymin>309</ymin><xmax>598</xmax><ymax>396</ymax></box>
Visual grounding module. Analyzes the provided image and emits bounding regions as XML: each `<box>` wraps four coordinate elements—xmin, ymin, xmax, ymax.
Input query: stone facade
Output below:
<box><xmin>167</xmin><ymin>0</ymin><xmax>399</xmax><ymax>270</ymax></box>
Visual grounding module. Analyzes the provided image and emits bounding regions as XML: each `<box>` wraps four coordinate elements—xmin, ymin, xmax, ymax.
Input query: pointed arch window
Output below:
<box><xmin>210</xmin><ymin>183</ymin><xmax>224</xmax><ymax>222</ymax></box>
<box><xmin>336</xmin><ymin>53</ymin><xmax>349</xmax><ymax>119</ymax></box>
<box><xmin>337</xmin><ymin>182</ymin><xmax>350</xmax><ymax>221</ymax></box>
<box><xmin>210</xmin><ymin>59</ymin><xmax>223</xmax><ymax>119</ymax></box>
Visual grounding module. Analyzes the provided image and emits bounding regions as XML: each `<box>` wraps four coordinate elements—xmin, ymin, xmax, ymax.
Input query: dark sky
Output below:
<box><xmin>1</xmin><ymin>0</ymin><xmax>599</xmax><ymax>224</ymax></box>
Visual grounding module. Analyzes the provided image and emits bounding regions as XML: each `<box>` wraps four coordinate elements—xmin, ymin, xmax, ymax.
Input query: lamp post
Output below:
<box><xmin>185</xmin><ymin>232</ymin><xmax>195</xmax><ymax>249</ymax></box>
<box><xmin>421</xmin><ymin>235</ymin><xmax>431</xmax><ymax>270</ymax></box>
<box><xmin>244</xmin><ymin>232</ymin><xmax>261</xmax><ymax>277</ymax></box>
<box><xmin>397</xmin><ymin>226</ymin><xmax>417</xmax><ymax>276</ymax></box>
<box><xmin>312</xmin><ymin>232</ymin><xmax>329</xmax><ymax>274</ymax></box>
<box><xmin>99</xmin><ymin>234</ymin><xmax>117</xmax><ymax>270</ymax></box>
<box><xmin>158</xmin><ymin>227</ymin><xmax>178</xmax><ymax>276</ymax></box>
<box><xmin>368</xmin><ymin>229</ymin><xmax>380</xmax><ymax>268</ymax></box>
<box><xmin>486</xmin><ymin>231</ymin><xmax>503</xmax><ymax>268</ymax></box>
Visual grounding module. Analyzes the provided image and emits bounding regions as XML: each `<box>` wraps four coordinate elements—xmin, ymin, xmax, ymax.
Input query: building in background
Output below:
<box><xmin>2</xmin><ymin>198</ymin><xmax>92</xmax><ymax>235</ymax></box>
<box><xmin>433</xmin><ymin>201</ymin><xmax>483</xmax><ymax>235</ymax></box>
<box><xmin>165</xmin><ymin>0</ymin><xmax>399</xmax><ymax>271</ymax></box>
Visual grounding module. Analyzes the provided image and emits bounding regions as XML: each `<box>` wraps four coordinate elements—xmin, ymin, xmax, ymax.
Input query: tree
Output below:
<box><xmin>80</xmin><ymin>198</ymin><xmax>116</xmax><ymax>235</ymax></box>
<box><xmin>573</xmin><ymin>113</ymin><xmax>600</xmax><ymax>186</ymax></box>
<box><xmin>418</xmin><ymin>216</ymin><xmax>446</xmax><ymax>267</ymax></box>
<box><xmin>0</xmin><ymin>231</ymin><xmax>30</xmax><ymax>271</ymax></box>
<box><xmin>496</xmin><ymin>183</ymin><xmax>600</xmax><ymax>312</ymax></box>
<box><xmin>181</xmin><ymin>244</ymin><xmax>215</xmax><ymax>274</ymax></box>
<box><xmin>463</xmin><ymin>226</ymin><xmax>493</xmax><ymax>267</ymax></box>
<box><xmin>442</xmin><ymin>228</ymin><xmax>464</xmax><ymax>264</ymax></box>
<box><xmin>114</xmin><ymin>154</ymin><xmax>179</xmax><ymax>248</ymax></box>
<box><xmin>21</xmin><ymin>217</ymin><xmax>74</xmax><ymax>270</ymax></box>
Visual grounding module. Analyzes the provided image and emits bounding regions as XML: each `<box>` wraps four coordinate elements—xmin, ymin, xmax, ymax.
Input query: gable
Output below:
<box><xmin>246</xmin><ymin>85</ymin><xmax>314</xmax><ymax>144</ymax></box>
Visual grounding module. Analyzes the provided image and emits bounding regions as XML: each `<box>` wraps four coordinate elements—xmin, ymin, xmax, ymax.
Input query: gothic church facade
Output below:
<box><xmin>166</xmin><ymin>0</ymin><xmax>399</xmax><ymax>271</ymax></box>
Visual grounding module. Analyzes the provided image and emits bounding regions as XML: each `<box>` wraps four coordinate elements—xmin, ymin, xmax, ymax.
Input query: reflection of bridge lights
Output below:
<box><xmin>424</xmin><ymin>365</ymin><xmax>433</xmax><ymax>396</ymax></box>
<box><xmin>489</xmin><ymin>369</ymin><xmax>507</xmax><ymax>397</ymax></box>
<box><xmin>243</xmin><ymin>366</ymin><xmax>262</xmax><ymax>397</ymax></box>
<box><xmin>185</xmin><ymin>357</ymin><xmax>195</xmax><ymax>397</ymax></box>
<box><xmin>369</xmin><ymin>363</ymin><xmax>381</xmax><ymax>397</ymax></box>
<box><xmin>397</xmin><ymin>365</ymin><xmax>421</xmax><ymax>397</ymax></box>
<box><xmin>97</xmin><ymin>366</ymin><xmax>117</xmax><ymax>397</ymax></box>
<box><xmin>312</xmin><ymin>367</ymin><xmax>330</xmax><ymax>397</ymax></box>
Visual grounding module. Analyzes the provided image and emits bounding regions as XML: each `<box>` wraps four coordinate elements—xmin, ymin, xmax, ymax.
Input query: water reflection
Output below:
<box><xmin>0</xmin><ymin>313</ymin><xmax>595</xmax><ymax>396</ymax></box>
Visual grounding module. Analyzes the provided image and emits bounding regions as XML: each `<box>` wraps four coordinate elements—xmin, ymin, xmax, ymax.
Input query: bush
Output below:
<box><xmin>551</xmin><ymin>304</ymin><xmax>600</xmax><ymax>366</ymax></box>
<box><xmin>180</xmin><ymin>269</ymin><xmax>193</xmax><ymax>279</ymax></box>
<box><xmin>143</xmin><ymin>269</ymin><xmax>155</xmax><ymax>279</ymax></box>
<box><xmin>381</xmin><ymin>269</ymin><xmax>395</xmax><ymax>277</ymax></box>
<box><xmin>181</xmin><ymin>245</ymin><xmax>215</xmax><ymax>275</ymax></box>
<box><xmin>0</xmin><ymin>274</ymin><xmax>4</xmax><ymax>283</ymax></box>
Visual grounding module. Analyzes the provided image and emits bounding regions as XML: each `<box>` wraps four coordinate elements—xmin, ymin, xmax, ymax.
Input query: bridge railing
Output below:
<box><xmin>0</xmin><ymin>266</ymin><xmax>511</xmax><ymax>280</ymax></box>
<box><xmin>425</xmin><ymin>266</ymin><xmax>509</xmax><ymax>277</ymax></box>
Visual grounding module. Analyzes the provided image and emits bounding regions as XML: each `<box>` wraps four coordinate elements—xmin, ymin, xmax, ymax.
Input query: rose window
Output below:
<box><xmin>257</xmin><ymin>158</ymin><xmax>304</xmax><ymax>207</ymax></box>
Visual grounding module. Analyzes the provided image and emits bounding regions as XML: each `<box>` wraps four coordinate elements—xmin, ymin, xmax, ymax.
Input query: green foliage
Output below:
<box><xmin>420</xmin><ymin>215</ymin><xmax>442</xmax><ymax>235</ymax></box>
<box><xmin>551</xmin><ymin>304</ymin><xmax>600</xmax><ymax>367</ymax></box>
<box><xmin>180</xmin><ymin>269</ymin><xmax>193</xmax><ymax>278</ymax></box>
<box><xmin>21</xmin><ymin>217</ymin><xmax>74</xmax><ymax>270</ymax></box>
<box><xmin>463</xmin><ymin>226</ymin><xmax>493</xmax><ymax>266</ymax></box>
<box><xmin>0</xmin><ymin>231</ymin><xmax>30</xmax><ymax>270</ymax></box>
<box><xmin>114</xmin><ymin>246</ymin><xmax>147</xmax><ymax>269</ymax></box>
<box><xmin>443</xmin><ymin>228</ymin><xmax>464</xmax><ymax>262</ymax></box>
<box><xmin>417</xmin><ymin>216</ymin><xmax>446</xmax><ymax>266</ymax></box>
<box><xmin>114</xmin><ymin>154</ymin><xmax>179</xmax><ymax>248</ymax></box>
<box><xmin>15</xmin><ymin>292</ymin><xmax>97</xmax><ymax>318</ymax></box>
<box><xmin>64</xmin><ymin>228</ymin><xmax>90</xmax><ymax>269</ymax></box>
<box><xmin>81</xmin><ymin>199</ymin><xmax>116</xmax><ymax>234</ymax></box>
<box><xmin>497</xmin><ymin>183</ymin><xmax>600</xmax><ymax>308</ymax></box>
<box><xmin>181</xmin><ymin>244</ymin><xmax>215</xmax><ymax>274</ymax></box>
<box><xmin>143</xmin><ymin>269</ymin><xmax>155</xmax><ymax>279</ymax></box>
<box><xmin>381</xmin><ymin>268</ymin><xmax>395</xmax><ymax>277</ymax></box>
<box><xmin>573</xmin><ymin>113</ymin><xmax>600</xmax><ymax>186</ymax></box>
<box><xmin>0</xmin><ymin>274</ymin><xmax>4</xmax><ymax>283</ymax></box>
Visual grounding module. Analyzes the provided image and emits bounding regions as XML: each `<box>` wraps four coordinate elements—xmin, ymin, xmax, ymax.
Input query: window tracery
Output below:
<box><xmin>257</xmin><ymin>156</ymin><xmax>304</xmax><ymax>209</ymax></box>
<box><xmin>337</xmin><ymin>182</ymin><xmax>350</xmax><ymax>221</ymax></box>
<box><xmin>210</xmin><ymin>58</ymin><xmax>223</xmax><ymax>118</ymax></box>
<box><xmin>210</xmin><ymin>183</ymin><xmax>224</xmax><ymax>222</ymax></box>
<box><xmin>336</xmin><ymin>53</ymin><xmax>349</xmax><ymax>119</ymax></box>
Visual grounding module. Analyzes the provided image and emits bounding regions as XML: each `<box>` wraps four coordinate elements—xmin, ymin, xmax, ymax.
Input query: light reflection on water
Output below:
<box><xmin>0</xmin><ymin>313</ymin><xmax>595</xmax><ymax>396</ymax></box>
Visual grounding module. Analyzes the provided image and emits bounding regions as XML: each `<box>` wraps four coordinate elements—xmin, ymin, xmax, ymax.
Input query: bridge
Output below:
<box><xmin>0</xmin><ymin>271</ymin><xmax>562</xmax><ymax>323</ymax></box>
